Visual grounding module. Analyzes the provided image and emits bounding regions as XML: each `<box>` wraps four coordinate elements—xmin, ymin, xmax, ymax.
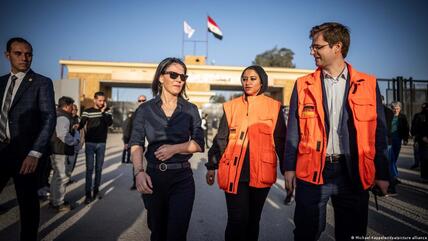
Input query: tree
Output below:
<box><xmin>210</xmin><ymin>94</ymin><xmax>226</xmax><ymax>103</ymax></box>
<box><xmin>253</xmin><ymin>46</ymin><xmax>295</xmax><ymax>68</ymax></box>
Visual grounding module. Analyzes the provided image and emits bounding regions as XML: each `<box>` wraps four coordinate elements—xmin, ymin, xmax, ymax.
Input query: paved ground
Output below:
<box><xmin>1</xmin><ymin>133</ymin><xmax>427</xmax><ymax>241</ymax></box>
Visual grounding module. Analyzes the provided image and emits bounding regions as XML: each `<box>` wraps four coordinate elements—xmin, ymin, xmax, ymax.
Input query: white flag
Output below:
<box><xmin>183</xmin><ymin>21</ymin><xmax>195</xmax><ymax>39</ymax></box>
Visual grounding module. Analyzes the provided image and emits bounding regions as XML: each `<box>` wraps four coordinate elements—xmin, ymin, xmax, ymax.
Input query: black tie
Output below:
<box><xmin>0</xmin><ymin>75</ymin><xmax>18</xmax><ymax>142</ymax></box>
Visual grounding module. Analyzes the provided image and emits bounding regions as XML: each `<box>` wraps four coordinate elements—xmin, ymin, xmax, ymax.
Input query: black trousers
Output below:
<box><xmin>0</xmin><ymin>148</ymin><xmax>40</xmax><ymax>241</ymax></box>
<box><xmin>36</xmin><ymin>153</ymin><xmax>52</xmax><ymax>189</ymax></box>
<box><xmin>142</xmin><ymin>167</ymin><xmax>195</xmax><ymax>241</ymax></box>
<box><xmin>294</xmin><ymin>161</ymin><xmax>369</xmax><ymax>241</ymax></box>
<box><xmin>420</xmin><ymin>144</ymin><xmax>428</xmax><ymax>179</ymax></box>
<box><xmin>224</xmin><ymin>182</ymin><xmax>270</xmax><ymax>241</ymax></box>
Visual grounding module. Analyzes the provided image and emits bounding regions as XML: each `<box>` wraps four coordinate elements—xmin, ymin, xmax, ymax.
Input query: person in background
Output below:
<box><xmin>283</xmin><ymin>22</ymin><xmax>389</xmax><ymax>241</ymax></box>
<box><xmin>50</xmin><ymin>96</ymin><xmax>78</xmax><ymax>212</ymax></box>
<box><xmin>201</xmin><ymin>113</ymin><xmax>209</xmax><ymax>148</ymax></box>
<box><xmin>123</xmin><ymin>95</ymin><xmax>146</xmax><ymax>190</ymax></box>
<box><xmin>65</xmin><ymin>103</ymin><xmax>81</xmax><ymax>185</ymax></box>
<box><xmin>122</xmin><ymin>110</ymin><xmax>134</xmax><ymax>164</ymax></box>
<box><xmin>79</xmin><ymin>91</ymin><xmax>113</xmax><ymax>204</ymax></box>
<box><xmin>410</xmin><ymin>102</ymin><xmax>428</xmax><ymax>169</ymax></box>
<box><xmin>206</xmin><ymin>65</ymin><xmax>286</xmax><ymax>241</ymax></box>
<box><xmin>410</xmin><ymin>102</ymin><xmax>428</xmax><ymax>182</ymax></box>
<box><xmin>388</xmin><ymin>101</ymin><xmax>409</xmax><ymax>194</ymax></box>
<box><xmin>0</xmin><ymin>37</ymin><xmax>56</xmax><ymax>241</ymax></box>
<box><xmin>129</xmin><ymin>57</ymin><xmax>204</xmax><ymax>241</ymax></box>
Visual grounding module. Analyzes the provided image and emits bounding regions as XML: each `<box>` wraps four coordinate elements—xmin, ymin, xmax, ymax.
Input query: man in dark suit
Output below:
<box><xmin>0</xmin><ymin>37</ymin><xmax>56</xmax><ymax>241</ymax></box>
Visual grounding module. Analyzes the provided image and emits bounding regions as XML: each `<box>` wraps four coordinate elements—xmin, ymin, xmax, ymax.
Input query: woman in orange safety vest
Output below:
<box><xmin>205</xmin><ymin>65</ymin><xmax>286</xmax><ymax>241</ymax></box>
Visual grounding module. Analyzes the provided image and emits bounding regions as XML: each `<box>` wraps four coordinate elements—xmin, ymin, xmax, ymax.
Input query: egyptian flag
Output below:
<box><xmin>207</xmin><ymin>16</ymin><xmax>223</xmax><ymax>40</ymax></box>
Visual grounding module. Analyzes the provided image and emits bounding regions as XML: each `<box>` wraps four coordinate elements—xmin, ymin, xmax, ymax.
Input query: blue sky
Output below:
<box><xmin>1</xmin><ymin>0</ymin><xmax>427</xmax><ymax>101</ymax></box>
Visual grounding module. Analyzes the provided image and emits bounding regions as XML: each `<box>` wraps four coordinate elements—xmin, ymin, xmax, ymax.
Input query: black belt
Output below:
<box><xmin>147</xmin><ymin>162</ymin><xmax>190</xmax><ymax>171</ymax></box>
<box><xmin>325</xmin><ymin>154</ymin><xmax>345</xmax><ymax>164</ymax></box>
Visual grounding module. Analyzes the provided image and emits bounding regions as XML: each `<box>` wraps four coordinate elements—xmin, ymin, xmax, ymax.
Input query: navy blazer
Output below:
<box><xmin>283</xmin><ymin>70</ymin><xmax>389</xmax><ymax>190</ymax></box>
<box><xmin>0</xmin><ymin>69</ymin><xmax>56</xmax><ymax>161</ymax></box>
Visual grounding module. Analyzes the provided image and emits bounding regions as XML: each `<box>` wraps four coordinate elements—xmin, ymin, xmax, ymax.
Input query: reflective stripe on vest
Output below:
<box><xmin>295</xmin><ymin>64</ymin><xmax>377</xmax><ymax>190</ymax></box>
<box><xmin>217</xmin><ymin>95</ymin><xmax>281</xmax><ymax>194</ymax></box>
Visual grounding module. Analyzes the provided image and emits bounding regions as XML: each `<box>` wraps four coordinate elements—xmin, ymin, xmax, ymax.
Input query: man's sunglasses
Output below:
<box><xmin>163</xmin><ymin>71</ymin><xmax>188</xmax><ymax>81</ymax></box>
<box><xmin>138</xmin><ymin>99</ymin><xmax>146</xmax><ymax>103</ymax></box>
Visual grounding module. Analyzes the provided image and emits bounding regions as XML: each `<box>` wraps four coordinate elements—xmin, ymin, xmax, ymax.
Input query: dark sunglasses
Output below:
<box><xmin>138</xmin><ymin>99</ymin><xmax>146</xmax><ymax>103</ymax></box>
<box><xmin>163</xmin><ymin>71</ymin><xmax>188</xmax><ymax>81</ymax></box>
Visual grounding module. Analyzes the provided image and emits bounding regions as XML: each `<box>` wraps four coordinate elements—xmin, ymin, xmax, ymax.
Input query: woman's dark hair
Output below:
<box><xmin>152</xmin><ymin>57</ymin><xmax>188</xmax><ymax>98</ymax></box>
<box><xmin>241</xmin><ymin>65</ymin><xmax>269</xmax><ymax>95</ymax></box>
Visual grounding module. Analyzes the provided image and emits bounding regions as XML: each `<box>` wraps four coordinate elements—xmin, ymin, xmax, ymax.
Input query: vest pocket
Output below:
<box><xmin>351</xmin><ymin>98</ymin><xmax>376</xmax><ymax>121</ymax></box>
<box><xmin>296</xmin><ymin>135</ymin><xmax>313</xmax><ymax>179</ymax></box>
<box><xmin>217</xmin><ymin>154</ymin><xmax>230</xmax><ymax>190</ymax></box>
<box><xmin>260</xmin><ymin>151</ymin><xmax>277</xmax><ymax>185</ymax></box>
<box><xmin>298</xmin><ymin>135</ymin><xmax>311</xmax><ymax>154</ymax></box>
<box><xmin>361</xmin><ymin>148</ymin><xmax>376</xmax><ymax>188</ymax></box>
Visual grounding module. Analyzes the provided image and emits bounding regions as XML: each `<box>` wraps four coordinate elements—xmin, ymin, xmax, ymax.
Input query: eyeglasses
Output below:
<box><xmin>309</xmin><ymin>44</ymin><xmax>329</xmax><ymax>51</ymax></box>
<box><xmin>163</xmin><ymin>71</ymin><xmax>188</xmax><ymax>81</ymax></box>
<box><xmin>138</xmin><ymin>99</ymin><xmax>146</xmax><ymax>103</ymax></box>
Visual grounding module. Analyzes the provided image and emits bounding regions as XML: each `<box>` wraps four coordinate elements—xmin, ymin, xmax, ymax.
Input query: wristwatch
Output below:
<box><xmin>134</xmin><ymin>168</ymin><xmax>145</xmax><ymax>177</ymax></box>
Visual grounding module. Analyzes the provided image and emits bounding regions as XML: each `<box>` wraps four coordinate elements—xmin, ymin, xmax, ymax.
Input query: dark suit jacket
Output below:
<box><xmin>0</xmin><ymin>69</ymin><xmax>56</xmax><ymax>162</ymax></box>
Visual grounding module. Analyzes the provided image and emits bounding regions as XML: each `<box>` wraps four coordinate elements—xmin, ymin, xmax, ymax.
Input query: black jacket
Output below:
<box><xmin>0</xmin><ymin>70</ymin><xmax>56</xmax><ymax>160</ymax></box>
<box><xmin>391</xmin><ymin>113</ymin><xmax>409</xmax><ymax>142</ymax></box>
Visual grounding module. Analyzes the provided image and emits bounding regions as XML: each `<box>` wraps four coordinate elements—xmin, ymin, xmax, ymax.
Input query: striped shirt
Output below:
<box><xmin>79</xmin><ymin>107</ymin><xmax>113</xmax><ymax>143</ymax></box>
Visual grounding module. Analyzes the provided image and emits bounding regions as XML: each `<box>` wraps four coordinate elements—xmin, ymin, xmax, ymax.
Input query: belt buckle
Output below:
<box><xmin>326</xmin><ymin>155</ymin><xmax>338</xmax><ymax>163</ymax></box>
<box><xmin>159</xmin><ymin>163</ymin><xmax>167</xmax><ymax>171</ymax></box>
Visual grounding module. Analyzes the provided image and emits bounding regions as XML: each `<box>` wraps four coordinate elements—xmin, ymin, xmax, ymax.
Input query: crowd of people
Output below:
<box><xmin>0</xmin><ymin>21</ymin><xmax>427</xmax><ymax>241</ymax></box>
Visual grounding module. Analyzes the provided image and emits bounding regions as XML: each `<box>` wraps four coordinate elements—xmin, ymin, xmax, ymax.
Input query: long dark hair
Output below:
<box><xmin>240</xmin><ymin>65</ymin><xmax>268</xmax><ymax>95</ymax></box>
<box><xmin>151</xmin><ymin>57</ymin><xmax>188</xmax><ymax>98</ymax></box>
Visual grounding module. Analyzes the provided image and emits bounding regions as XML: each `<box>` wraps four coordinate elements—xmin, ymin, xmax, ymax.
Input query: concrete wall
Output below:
<box><xmin>52</xmin><ymin>79</ymin><xmax>80</xmax><ymax>109</ymax></box>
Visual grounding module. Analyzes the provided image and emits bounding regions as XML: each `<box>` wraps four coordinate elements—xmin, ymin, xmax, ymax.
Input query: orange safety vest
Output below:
<box><xmin>217</xmin><ymin>95</ymin><xmax>281</xmax><ymax>194</ymax></box>
<box><xmin>295</xmin><ymin>64</ymin><xmax>377</xmax><ymax>190</ymax></box>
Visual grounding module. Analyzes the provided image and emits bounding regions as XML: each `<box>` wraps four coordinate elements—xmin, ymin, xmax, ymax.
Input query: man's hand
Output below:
<box><xmin>19</xmin><ymin>156</ymin><xmax>38</xmax><ymax>175</ymax></box>
<box><xmin>284</xmin><ymin>171</ymin><xmax>296</xmax><ymax>193</ymax></box>
<box><xmin>206</xmin><ymin>170</ymin><xmax>216</xmax><ymax>185</ymax></box>
<box><xmin>423</xmin><ymin>137</ymin><xmax>428</xmax><ymax>144</ymax></box>
<box><xmin>135</xmin><ymin>172</ymin><xmax>153</xmax><ymax>194</ymax></box>
<box><xmin>155</xmin><ymin>144</ymin><xmax>177</xmax><ymax>161</ymax></box>
<box><xmin>101</xmin><ymin>103</ymin><xmax>107</xmax><ymax>112</ymax></box>
<box><xmin>374</xmin><ymin>180</ymin><xmax>389</xmax><ymax>196</ymax></box>
<box><xmin>124</xmin><ymin>144</ymin><xmax>128</xmax><ymax>150</ymax></box>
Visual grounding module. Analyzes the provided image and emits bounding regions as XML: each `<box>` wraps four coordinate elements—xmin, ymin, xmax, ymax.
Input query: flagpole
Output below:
<box><xmin>206</xmin><ymin>14</ymin><xmax>209</xmax><ymax>62</ymax></box>
<box><xmin>182</xmin><ymin>22</ymin><xmax>185</xmax><ymax>59</ymax></box>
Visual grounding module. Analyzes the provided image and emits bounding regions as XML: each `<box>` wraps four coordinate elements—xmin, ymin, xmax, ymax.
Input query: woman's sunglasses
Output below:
<box><xmin>163</xmin><ymin>71</ymin><xmax>188</xmax><ymax>81</ymax></box>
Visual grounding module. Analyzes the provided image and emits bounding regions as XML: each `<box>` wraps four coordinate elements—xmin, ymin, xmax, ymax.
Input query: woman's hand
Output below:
<box><xmin>206</xmin><ymin>170</ymin><xmax>216</xmax><ymax>185</ymax></box>
<box><xmin>155</xmin><ymin>144</ymin><xmax>177</xmax><ymax>161</ymax></box>
<box><xmin>135</xmin><ymin>172</ymin><xmax>153</xmax><ymax>194</ymax></box>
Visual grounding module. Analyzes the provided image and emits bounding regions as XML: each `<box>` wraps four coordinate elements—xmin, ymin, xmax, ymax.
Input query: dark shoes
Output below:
<box><xmin>93</xmin><ymin>189</ymin><xmax>102</xmax><ymax>200</ymax></box>
<box><xmin>84</xmin><ymin>192</ymin><xmax>93</xmax><ymax>204</ymax></box>
<box><xmin>386</xmin><ymin>183</ymin><xmax>398</xmax><ymax>197</ymax></box>
<box><xmin>386</xmin><ymin>188</ymin><xmax>398</xmax><ymax>197</ymax></box>
<box><xmin>50</xmin><ymin>201</ymin><xmax>74</xmax><ymax>212</ymax></box>
<box><xmin>84</xmin><ymin>189</ymin><xmax>102</xmax><ymax>204</ymax></box>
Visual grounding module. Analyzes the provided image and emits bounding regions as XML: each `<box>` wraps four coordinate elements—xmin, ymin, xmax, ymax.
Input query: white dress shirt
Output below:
<box><xmin>323</xmin><ymin>66</ymin><xmax>348</xmax><ymax>155</ymax></box>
